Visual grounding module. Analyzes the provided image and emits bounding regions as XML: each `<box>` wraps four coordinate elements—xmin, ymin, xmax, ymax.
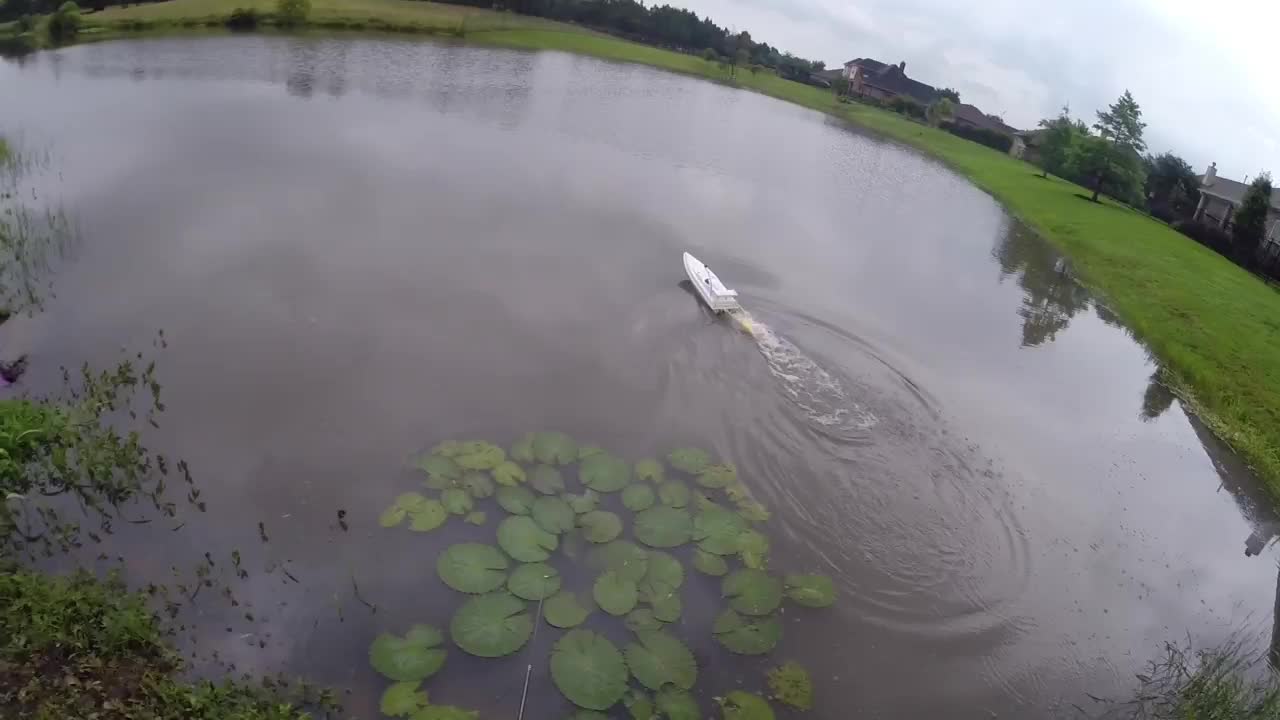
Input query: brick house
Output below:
<box><xmin>841</xmin><ymin>58</ymin><xmax>937</xmax><ymax>106</ymax></box>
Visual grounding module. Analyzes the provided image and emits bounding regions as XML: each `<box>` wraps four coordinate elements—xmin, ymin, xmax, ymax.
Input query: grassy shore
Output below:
<box><xmin>22</xmin><ymin>1</ymin><xmax>1280</xmax><ymax>499</ymax></box>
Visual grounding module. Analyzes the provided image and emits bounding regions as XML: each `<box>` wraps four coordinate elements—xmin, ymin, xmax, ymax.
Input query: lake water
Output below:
<box><xmin>3</xmin><ymin>35</ymin><xmax>1279</xmax><ymax>719</ymax></box>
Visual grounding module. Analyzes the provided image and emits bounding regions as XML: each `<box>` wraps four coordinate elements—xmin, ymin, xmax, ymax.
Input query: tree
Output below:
<box><xmin>1231</xmin><ymin>172</ymin><xmax>1273</xmax><ymax>263</ymax></box>
<box><xmin>1067</xmin><ymin>134</ymin><xmax>1144</xmax><ymax>203</ymax></box>
<box><xmin>1094</xmin><ymin>89</ymin><xmax>1146</xmax><ymax>154</ymax></box>
<box><xmin>831</xmin><ymin>75</ymin><xmax>849</xmax><ymax>96</ymax></box>
<box><xmin>1144</xmin><ymin>152</ymin><xmax>1200</xmax><ymax>209</ymax></box>
<box><xmin>731</xmin><ymin>47</ymin><xmax>747</xmax><ymax>78</ymax></box>
<box><xmin>926</xmin><ymin>97</ymin><xmax>953</xmax><ymax>127</ymax></box>
<box><xmin>275</xmin><ymin>0</ymin><xmax>309</xmax><ymax>27</ymax></box>
<box><xmin>46</xmin><ymin>1</ymin><xmax>81</xmax><ymax>42</ymax></box>
<box><xmin>700</xmin><ymin>47</ymin><xmax>717</xmax><ymax>63</ymax></box>
<box><xmin>937</xmin><ymin>87</ymin><xmax>960</xmax><ymax>103</ymax></box>
<box><xmin>1037</xmin><ymin>106</ymin><xmax>1087</xmax><ymax>179</ymax></box>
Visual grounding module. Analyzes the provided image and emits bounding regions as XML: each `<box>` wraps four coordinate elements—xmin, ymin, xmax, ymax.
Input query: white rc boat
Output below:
<box><xmin>683</xmin><ymin>252</ymin><xmax>739</xmax><ymax>313</ymax></box>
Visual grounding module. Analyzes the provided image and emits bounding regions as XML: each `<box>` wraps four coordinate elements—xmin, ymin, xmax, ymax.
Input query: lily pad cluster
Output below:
<box><xmin>371</xmin><ymin>434</ymin><xmax>837</xmax><ymax>718</ymax></box>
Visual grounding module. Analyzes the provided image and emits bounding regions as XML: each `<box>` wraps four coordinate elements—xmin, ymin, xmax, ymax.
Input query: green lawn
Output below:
<box><xmin>46</xmin><ymin>4</ymin><xmax>1280</xmax><ymax>499</ymax></box>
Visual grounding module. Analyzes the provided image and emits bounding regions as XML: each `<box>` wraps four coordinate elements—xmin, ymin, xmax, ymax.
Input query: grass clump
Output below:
<box><xmin>1095</xmin><ymin>638</ymin><xmax>1280</xmax><ymax>718</ymax></box>
<box><xmin>766</xmin><ymin>660</ymin><xmax>813</xmax><ymax>710</ymax></box>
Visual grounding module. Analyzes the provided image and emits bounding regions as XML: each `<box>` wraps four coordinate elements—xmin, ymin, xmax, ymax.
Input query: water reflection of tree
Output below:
<box><xmin>1140</xmin><ymin>371</ymin><xmax>1177</xmax><ymax>422</ymax></box>
<box><xmin>993</xmin><ymin>226</ymin><xmax>1092</xmax><ymax>348</ymax></box>
<box><xmin>0</xmin><ymin>146</ymin><xmax>75</xmax><ymax>318</ymax></box>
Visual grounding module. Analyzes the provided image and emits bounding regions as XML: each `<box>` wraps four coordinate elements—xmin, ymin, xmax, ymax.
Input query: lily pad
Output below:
<box><xmin>508</xmin><ymin>562</ymin><xmax>561</xmax><ymax>600</ymax></box>
<box><xmin>579</xmin><ymin>510</ymin><xmax>623</xmax><ymax>543</ymax></box>
<box><xmin>432</xmin><ymin>440</ymin><xmax>464</xmax><ymax>458</ymax></box>
<box><xmin>634</xmin><ymin>506</ymin><xmax>694</xmax><ymax>548</ymax></box>
<box><xmin>380</xmin><ymin>492</ymin><xmax>432</xmax><ymax>528</ymax></box>
<box><xmin>590</xmin><ymin>540</ymin><xmax>649</xmax><ymax>582</ymax></box>
<box><xmin>693</xmin><ymin>549</ymin><xmax>729</xmax><ymax>576</ymax></box>
<box><xmin>635</xmin><ymin>458</ymin><xmax>664</xmax><ymax>483</ymax></box>
<box><xmin>736</xmin><ymin>529</ymin><xmax>770</xmax><ymax>569</ymax></box>
<box><xmin>766</xmin><ymin>661</ymin><xmax>814</xmax><ymax>710</ymax></box>
<box><xmin>624</xmin><ymin>631</ymin><xmax>697</xmax><ymax>691</ymax></box>
<box><xmin>593</xmin><ymin>570</ymin><xmax>639</xmax><ymax>615</ymax></box>
<box><xmin>657</xmin><ymin>480</ymin><xmax>691</xmax><ymax>508</ymax></box>
<box><xmin>625</xmin><ymin>607</ymin><xmax>664</xmax><ymax>633</ymax></box>
<box><xmin>492</xmin><ymin>461</ymin><xmax>526</xmax><ymax>487</ymax></box>
<box><xmin>464</xmin><ymin>511</ymin><xmax>487</xmax><ymax>526</ymax></box>
<box><xmin>697</xmin><ymin>463</ymin><xmax>737</xmax><ymax>488</ymax></box>
<box><xmin>656</xmin><ymin>687</ymin><xmax>701</xmax><ymax>720</ymax></box>
<box><xmin>510</xmin><ymin>434</ymin><xmax>536</xmax><ymax>463</ymax></box>
<box><xmin>418</xmin><ymin>455</ymin><xmax>461</xmax><ymax>481</ymax></box>
<box><xmin>550</xmin><ymin>629</ymin><xmax>629</xmax><ymax>711</ymax></box>
<box><xmin>383</xmin><ymin>493</ymin><xmax>447</xmax><ymax>533</ymax></box>
<box><xmin>623</xmin><ymin>689</ymin><xmax>655</xmax><ymax>720</ymax></box>
<box><xmin>722</xmin><ymin>569</ymin><xmax>783</xmax><ymax>616</ymax></box>
<box><xmin>544</xmin><ymin>590</ymin><xmax>592</xmax><ymax>628</ymax></box>
<box><xmin>461</xmin><ymin>472</ymin><xmax>495</xmax><ymax>499</ymax></box>
<box><xmin>718</xmin><ymin>692</ymin><xmax>775</xmax><ymax>720</ymax></box>
<box><xmin>694</xmin><ymin>504</ymin><xmax>748</xmax><ymax>555</ymax></box>
<box><xmin>577</xmin><ymin>444</ymin><xmax>605</xmax><ymax>460</ymax></box>
<box><xmin>441</xmin><ymin>487</ymin><xmax>473</xmax><ymax>516</ymax></box>
<box><xmin>496</xmin><ymin>485</ymin><xmax>536</xmax><ymax>515</ymax></box>
<box><xmin>455</xmin><ymin>441</ymin><xmax>505</xmax><ymax>471</ymax></box>
<box><xmin>667</xmin><ymin>447</ymin><xmax>711</xmax><ymax>474</ymax></box>
<box><xmin>570</xmin><ymin>713</ymin><xmax>610</xmax><ymax>720</ymax></box>
<box><xmin>533</xmin><ymin>431</ymin><xmax>578</xmax><ymax>465</ymax></box>
<box><xmin>532</xmin><ymin>496</ymin><xmax>576</xmax><ymax>535</ymax></box>
<box><xmin>450</xmin><ymin>592</ymin><xmax>533</xmax><ymax>658</ymax></box>
<box><xmin>784</xmin><ymin>574</ymin><xmax>836</xmax><ymax>608</ymax></box>
<box><xmin>580</xmin><ymin>453</ymin><xmax>632</xmax><ymax>492</ymax></box>
<box><xmin>563</xmin><ymin>490</ymin><xmax>599</xmax><ymax>514</ymax></box>
<box><xmin>380</xmin><ymin>681</ymin><xmax>429</xmax><ymax>717</ymax></box>
<box><xmin>369</xmin><ymin>624</ymin><xmax>447</xmax><ymax>682</ymax></box>
<box><xmin>621</xmin><ymin>483</ymin><xmax>656</xmax><ymax>512</ymax></box>
<box><xmin>497</xmin><ymin>516</ymin><xmax>559</xmax><ymax>562</ymax></box>
<box><xmin>530</xmin><ymin>464</ymin><xmax>566</xmax><ymax>495</ymax></box>
<box><xmin>639</xmin><ymin>579</ymin><xmax>681</xmax><ymax>623</ymax></box>
<box><xmin>412</xmin><ymin>706</ymin><xmax>478</xmax><ymax>720</ymax></box>
<box><xmin>437</xmin><ymin>543</ymin><xmax>509</xmax><ymax>594</ymax></box>
<box><xmin>712</xmin><ymin>609</ymin><xmax>781</xmax><ymax>655</ymax></box>
<box><xmin>644</xmin><ymin>551</ymin><xmax>684</xmax><ymax>589</ymax></box>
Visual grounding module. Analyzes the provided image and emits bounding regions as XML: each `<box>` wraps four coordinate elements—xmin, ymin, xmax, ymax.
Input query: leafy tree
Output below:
<box><xmin>1144</xmin><ymin>152</ymin><xmax>1200</xmax><ymax>208</ymax></box>
<box><xmin>1036</xmin><ymin>106</ymin><xmax>1087</xmax><ymax>178</ymax></box>
<box><xmin>937</xmin><ymin>87</ymin><xmax>960</xmax><ymax>103</ymax></box>
<box><xmin>926</xmin><ymin>97</ymin><xmax>953</xmax><ymax>127</ymax></box>
<box><xmin>16</xmin><ymin>14</ymin><xmax>35</xmax><ymax>32</ymax></box>
<box><xmin>275</xmin><ymin>0</ymin><xmax>309</xmax><ymax>26</ymax></box>
<box><xmin>700</xmin><ymin>47</ymin><xmax>717</xmax><ymax>63</ymax></box>
<box><xmin>831</xmin><ymin>75</ymin><xmax>849</xmax><ymax>96</ymax></box>
<box><xmin>45</xmin><ymin>1</ymin><xmax>80</xmax><ymax>42</ymax></box>
<box><xmin>1067</xmin><ymin>134</ymin><xmax>1144</xmax><ymax>203</ymax></box>
<box><xmin>1231</xmin><ymin>172</ymin><xmax>1273</xmax><ymax>263</ymax></box>
<box><xmin>1094</xmin><ymin>89</ymin><xmax>1146</xmax><ymax>154</ymax></box>
<box><xmin>731</xmin><ymin>47</ymin><xmax>747</xmax><ymax>78</ymax></box>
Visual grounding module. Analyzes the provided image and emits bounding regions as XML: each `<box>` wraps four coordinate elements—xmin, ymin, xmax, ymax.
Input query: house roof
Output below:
<box><xmin>863</xmin><ymin>65</ymin><xmax>937</xmax><ymax>105</ymax></box>
<box><xmin>814</xmin><ymin>68</ymin><xmax>844</xmax><ymax>81</ymax></box>
<box><xmin>951</xmin><ymin>103</ymin><xmax>1019</xmax><ymax>135</ymax></box>
<box><xmin>843</xmin><ymin>57</ymin><xmax>887</xmax><ymax>72</ymax></box>
<box><xmin>1199</xmin><ymin>174</ymin><xmax>1280</xmax><ymax>210</ymax></box>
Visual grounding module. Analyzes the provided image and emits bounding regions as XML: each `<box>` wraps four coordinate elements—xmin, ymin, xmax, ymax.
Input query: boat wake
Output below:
<box><xmin>726</xmin><ymin>308</ymin><xmax>877</xmax><ymax>432</ymax></box>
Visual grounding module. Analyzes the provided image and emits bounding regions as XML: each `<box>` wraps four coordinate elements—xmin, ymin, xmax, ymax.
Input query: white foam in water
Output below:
<box><xmin>728</xmin><ymin>309</ymin><xmax>878</xmax><ymax>431</ymax></box>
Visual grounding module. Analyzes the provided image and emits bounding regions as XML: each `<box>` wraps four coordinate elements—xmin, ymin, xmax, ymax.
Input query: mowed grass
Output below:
<box><xmin>62</xmin><ymin>9</ymin><xmax>1280</xmax><ymax>497</ymax></box>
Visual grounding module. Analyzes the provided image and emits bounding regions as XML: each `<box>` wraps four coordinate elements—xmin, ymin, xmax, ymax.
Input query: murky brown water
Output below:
<box><xmin>3</xmin><ymin>35</ymin><xmax>1280</xmax><ymax>719</ymax></box>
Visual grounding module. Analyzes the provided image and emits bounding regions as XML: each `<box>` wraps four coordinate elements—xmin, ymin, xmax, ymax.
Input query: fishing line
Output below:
<box><xmin>516</xmin><ymin>594</ymin><xmax>546</xmax><ymax>720</ymax></box>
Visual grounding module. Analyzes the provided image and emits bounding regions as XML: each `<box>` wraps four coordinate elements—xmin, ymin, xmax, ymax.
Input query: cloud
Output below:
<box><xmin>677</xmin><ymin>0</ymin><xmax>1280</xmax><ymax>180</ymax></box>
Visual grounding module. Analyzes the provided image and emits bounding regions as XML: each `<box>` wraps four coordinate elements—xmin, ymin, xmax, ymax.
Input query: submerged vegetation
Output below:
<box><xmin>1094</xmin><ymin>638</ymin><xmax>1280</xmax><ymax>719</ymax></box>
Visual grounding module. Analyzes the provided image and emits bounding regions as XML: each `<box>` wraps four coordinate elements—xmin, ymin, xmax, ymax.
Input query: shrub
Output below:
<box><xmin>1174</xmin><ymin>219</ymin><xmax>1233</xmax><ymax>257</ymax></box>
<box><xmin>887</xmin><ymin>95</ymin><xmax>925</xmax><ymax>120</ymax></box>
<box><xmin>274</xmin><ymin>0</ymin><xmax>309</xmax><ymax>26</ymax></box>
<box><xmin>941</xmin><ymin>121</ymin><xmax>1014</xmax><ymax>153</ymax></box>
<box><xmin>700</xmin><ymin>47</ymin><xmax>716</xmax><ymax>62</ymax></box>
<box><xmin>16</xmin><ymin>14</ymin><xmax>36</xmax><ymax>32</ymax></box>
<box><xmin>0</xmin><ymin>33</ymin><xmax>38</xmax><ymax>56</ymax></box>
<box><xmin>226</xmin><ymin>7</ymin><xmax>259</xmax><ymax>29</ymax></box>
<box><xmin>46</xmin><ymin>1</ymin><xmax>81</xmax><ymax>42</ymax></box>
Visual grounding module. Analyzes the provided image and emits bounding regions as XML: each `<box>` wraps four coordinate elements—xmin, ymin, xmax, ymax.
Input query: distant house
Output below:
<box><xmin>1015</xmin><ymin>128</ymin><xmax>1047</xmax><ymax>165</ymax></box>
<box><xmin>842</xmin><ymin>58</ymin><xmax>937</xmax><ymax>106</ymax></box>
<box><xmin>949</xmin><ymin>102</ymin><xmax>1024</xmax><ymax>156</ymax></box>
<box><xmin>1195</xmin><ymin>163</ymin><xmax>1280</xmax><ymax>247</ymax></box>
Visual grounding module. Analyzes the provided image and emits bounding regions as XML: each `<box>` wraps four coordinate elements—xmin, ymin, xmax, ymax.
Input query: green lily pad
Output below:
<box><xmin>726</xmin><ymin>483</ymin><xmax>771</xmax><ymax>523</ymax></box>
<box><xmin>464</xmin><ymin>511</ymin><xmax>487</xmax><ymax>526</ymax></box>
<box><xmin>441</xmin><ymin>487</ymin><xmax>473</xmax><ymax>516</ymax></box>
<box><xmin>785</xmin><ymin>574</ymin><xmax>836</xmax><ymax>608</ymax></box>
<box><xmin>693</xmin><ymin>549</ymin><xmax>729</xmax><ymax>576</ymax></box>
<box><xmin>530</xmin><ymin>464</ymin><xmax>566</xmax><ymax>495</ymax></box>
<box><xmin>712</xmin><ymin>609</ymin><xmax>781</xmax><ymax>655</ymax></box>
<box><xmin>625</xmin><ymin>631</ymin><xmax>697</xmax><ymax>691</ymax></box>
<box><xmin>550</xmin><ymin>629</ymin><xmax>629</xmax><ymax>711</ymax></box>
<box><xmin>717</xmin><ymin>692</ymin><xmax>775</xmax><ymax>720</ymax></box>
<box><xmin>496</xmin><ymin>485</ymin><xmax>536</xmax><ymax>515</ymax></box>
<box><xmin>532</xmin><ymin>496</ymin><xmax>576</xmax><ymax>534</ymax></box>
<box><xmin>380</xmin><ymin>681</ymin><xmax>429</xmax><ymax>717</ymax></box>
<box><xmin>544</xmin><ymin>590</ymin><xmax>592</xmax><ymax>628</ymax></box>
<box><xmin>694</xmin><ymin>503</ymin><xmax>748</xmax><ymax>555</ymax></box>
<box><xmin>418</xmin><ymin>455</ymin><xmax>461</xmax><ymax>481</ymax></box>
<box><xmin>455</xmin><ymin>441</ymin><xmax>505</xmax><ymax>470</ymax></box>
<box><xmin>497</xmin><ymin>516</ymin><xmax>559</xmax><ymax>562</ymax></box>
<box><xmin>564</xmin><ymin>489</ymin><xmax>599</xmax><ymax>514</ymax></box>
<box><xmin>738</xmin><ymin>530</ymin><xmax>769</xmax><ymax>570</ymax></box>
<box><xmin>635</xmin><ymin>458</ymin><xmax>665</xmax><ymax>483</ymax></box>
<box><xmin>625</xmin><ymin>607</ymin><xmax>664</xmax><ymax>633</ymax></box>
<box><xmin>570</xmin><ymin>712</ymin><xmax>610</xmax><ymax>720</ymax></box>
<box><xmin>623</xmin><ymin>689</ymin><xmax>655</xmax><ymax>720</ymax></box>
<box><xmin>766</xmin><ymin>661</ymin><xmax>813</xmax><ymax>711</ymax></box>
<box><xmin>580</xmin><ymin>453</ymin><xmax>632</xmax><ymax>492</ymax></box>
<box><xmin>461</xmin><ymin>472</ymin><xmax>495</xmax><ymax>499</ymax></box>
<box><xmin>667</xmin><ymin>447</ymin><xmax>711</xmax><ymax>474</ymax></box>
<box><xmin>533</xmin><ymin>431</ymin><xmax>578</xmax><ymax>465</ymax></box>
<box><xmin>450</xmin><ymin>592</ymin><xmax>533</xmax><ymax>658</ymax></box>
<box><xmin>644</xmin><ymin>551</ymin><xmax>684</xmax><ymax>589</ymax></box>
<box><xmin>492</xmin><ymin>461</ymin><xmax>526</xmax><ymax>487</ymax></box>
<box><xmin>369</xmin><ymin>624</ymin><xmax>446</xmax><ymax>682</ymax></box>
<box><xmin>508</xmin><ymin>562</ymin><xmax>561</xmax><ymax>600</ymax></box>
<box><xmin>621</xmin><ymin>483</ymin><xmax>656</xmax><ymax>512</ymax></box>
<box><xmin>590</xmin><ymin>540</ymin><xmax>649</xmax><ymax>582</ymax></box>
<box><xmin>634</xmin><ymin>506</ymin><xmax>694</xmax><ymax>548</ymax></box>
<box><xmin>657</xmin><ymin>481</ymin><xmax>691</xmax><ymax>508</ymax></box>
<box><xmin>577</xmin><ymin>444</ymin><xmax>605</xmax><ymax>460</ymax></box>
<box><xmin>422</xmin><ymin>473</ymin><xmax>457</xmax><ymax>491</ymax></box>
<box><xmin>380</xmin><ymin>492</ymin><xmax>431</xmax><ymax>528</ymax></box>
<box><xmin>722</xmin><ymin>569</ymin><xmax>783</xmax><ymax>616</ymax></box>
<box><xmin>437</xmin><ymin>543</ymin><xmax>509</xmax><ymax>594</ymax></box>
<box><xmin>432</xmin><ymin>440</ymin><xmax>464</xmax><ymax>458</ymax></box>
<box><xmin>384</xmin><ymin>493</ymin><xmax>447</xmax><ymax>532</ymax></box>
<box><xmin>510</xmin><ymin>434</ymin><xmax>536</xmax><ymax>463</ymax></box>
<box><xmin>579</xmin><ymin>510</ymin><xmax>623</xmax><ymax>543</ymax></box>
<box><xmin>409</xmin><ymin>502</ymin><xmax>448</xmax><ymax>532</ymax></box>
<box><xmin>656</xmin><ymin>687</ymin><xmax>700</xmax><ymax>720</ymax></box>
<box><xmin>593</xmin><ymin>570</ymin><xmax>639</xmax><ymax>615</ymax></box>
<box><xmin>639</xmin><ymin>579</ymin><xmax>681</xmax><ymax>623</ymax></box>
<box><xmin>697</xmin><ymin>463</ymin><xmax>737</xmax><ymax>488</ymax></box>
<box><xmin>412</xmin><ymin>705</ymin><xmax>478</xmax><ymax>720</ymax></box>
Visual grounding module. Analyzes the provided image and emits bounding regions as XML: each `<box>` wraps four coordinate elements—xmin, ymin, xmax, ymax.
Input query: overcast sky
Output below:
<box><xmin>678</xmin><ymin>0</ymin><xmax>1280</xmax><ymax>181</ymax></box>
